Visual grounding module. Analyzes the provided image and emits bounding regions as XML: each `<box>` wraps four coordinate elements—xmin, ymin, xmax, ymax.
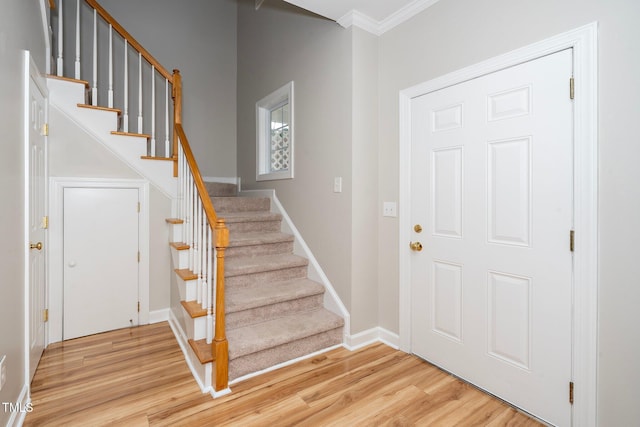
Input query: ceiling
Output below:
<box><xmin>282</xmin><ymin>0</ymin><xmax>442</xmax><ymax>35</ymax></box>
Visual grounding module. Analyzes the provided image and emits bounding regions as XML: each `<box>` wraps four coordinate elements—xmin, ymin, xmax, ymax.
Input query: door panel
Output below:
<box><xmin>28</xmin><ymin>74</ymin><xmax>47</xmax><ymax>381</ymax></box>
<box><xmin>63</xmin><ymin>187</ymin><xmax>139</xmax><ymax>340</ymax></box>
<box><xmin>410</xmin><ymin>49</ymin><xmax>573</xmax><ymax>426</ymax></box>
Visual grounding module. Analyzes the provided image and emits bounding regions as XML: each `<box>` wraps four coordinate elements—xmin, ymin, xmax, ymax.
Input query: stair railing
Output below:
<box><xmin>54</xmin><ymin>0</ymin><xmax>178</xmax><ymax>161</ymax></box>
<box><xmin>52</xmin><ymin>0</ymin><xmax>230</xmax><ymax>391</ymax></box>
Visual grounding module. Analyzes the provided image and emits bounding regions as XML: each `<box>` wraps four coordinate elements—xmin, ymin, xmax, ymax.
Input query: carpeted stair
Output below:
<box><xmin>201</xmin><ymin>183</ymin><xmax>344</xmax><ymax>381</ymax></box>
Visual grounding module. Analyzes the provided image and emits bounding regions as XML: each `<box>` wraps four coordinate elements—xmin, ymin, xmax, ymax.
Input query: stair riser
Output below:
<box><xmin>224</xmin><ymin>220</ymin><xmax>282</xmax><ymax>234</ymax></box>
<box><xmin>229</xmin><ymin>327</ymin><xmax>343</xmax><ymax>381</ymax></box>
<box><xmin>170</xmin><ymin>246</ymin><xmax>189</xmax><ymax>270</ymax></box>
<box><xmin>184</xmin><ymin>312</ymin><xmax>208</xmax><ymax>341</ymax></box>
<box><xmin>168</xmin><ymin>223</ymin><xmax>183</xmax><ymax>243</ymax></box>
<box><xmin>227</xmin><ymin>294</ymin><xmax>324</xmax><ymax>330</ymax></box>
<box><xmin>214</xmin><ymin>197</ymin><xmax>270</xmax><ymax>212</ymax></box>
<box><xmin>226</xmin><ymin>241</ymin><xmax>294</xmax><ymax>258</ymax></box>
<box><xmin>177</xmin><ymin>277</ymin><xmax>197</xmax><ymax>302</ymax></box>
<box><xmin>225</xmin><ymin>266</ymin><xmax>308</xmax><ymax>288</ymax></box>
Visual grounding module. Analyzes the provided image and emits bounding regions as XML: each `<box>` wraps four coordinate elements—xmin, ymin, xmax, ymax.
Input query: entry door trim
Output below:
<box><xmin>398</xmin><ymin>23</ymin><xmax>598</xmax><ymax>426</ymax></box>
<box><xmin>48</xmin><ymin>178</ymin><xmax>150</xmax><ymax>343</ymax></box>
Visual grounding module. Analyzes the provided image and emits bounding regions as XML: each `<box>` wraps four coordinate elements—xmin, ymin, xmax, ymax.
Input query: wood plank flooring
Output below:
<box><xmin>25</xmin><ymin>322</ymin><xmax>542</xmax><ymax>426</ymax></box>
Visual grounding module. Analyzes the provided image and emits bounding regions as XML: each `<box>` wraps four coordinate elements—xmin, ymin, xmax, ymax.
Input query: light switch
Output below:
<box><xmin>383</xmin><ymin>202</ymin><xmax>397</xmax><ymax>217</ymax></box>
<box><xmin>333</xmin><ymin>177</ymin><xmax>342</xmax><ymax>193</ymax></box>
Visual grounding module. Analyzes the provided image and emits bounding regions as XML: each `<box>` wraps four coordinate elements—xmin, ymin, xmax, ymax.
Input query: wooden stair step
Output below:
<box><xmin>77</xmin><ymin>103</ymin><xmax>122</xmax><ymax>115</ymax></box>
<box><xmin>181</xmin><ymin>300</ymin><xmax>208</xmax><ymax>319</ymax></box>
<box><xmin>188</xmin><ymin>339</ymin><xmax>213</xmax><ymax>364</ymax></box>
<box><xmin>175</xmin><ymin>268</ymin><xmax>197</xmax><ymax>281</ymax></box>
<box><xmin>47</xmin><ymin>74</ymin><xmax>90</xmax><ymax>88</ymax></box>
<box><xmin>169</xmin><ymin>242</ymin><xmax>189</xmax><ymax>251</ymax></box>
<box><xmin>141</xmin><ymin>156</ymin><xmax>174</xmax><ymax>161</ymax></box>
<box><xmin>165</xmin><ymin>218</ymin><xmax>184</xmax><ymax>224</ymax></box>
<box><xmin>111</xmin><ymin>130</ymin><xmax>151</xmax><ymax>139</ymax></box>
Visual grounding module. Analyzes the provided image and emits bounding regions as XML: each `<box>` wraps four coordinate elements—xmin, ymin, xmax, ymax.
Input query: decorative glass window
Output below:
<box><xmin>256</xmin><ymin>82</ymin><xmax>294</xmax><ymax>181</ymax></box>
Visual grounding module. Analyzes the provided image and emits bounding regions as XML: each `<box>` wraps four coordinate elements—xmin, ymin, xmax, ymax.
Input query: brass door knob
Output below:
<box><xmin>30</xmin><ymin>242</ymin><xmax>43</xmax><ymax>251</ymax></box>
<box><xmin>409</xmin><ymin>241</ymin><xmax>423</xmax><ymax>252</ymax></box>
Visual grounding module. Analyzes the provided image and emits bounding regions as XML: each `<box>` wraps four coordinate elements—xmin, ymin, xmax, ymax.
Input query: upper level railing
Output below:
<box><xmin>51</xmin><ymin>0</ymin><xmax>229</xmax><ymax>392</ymax></box>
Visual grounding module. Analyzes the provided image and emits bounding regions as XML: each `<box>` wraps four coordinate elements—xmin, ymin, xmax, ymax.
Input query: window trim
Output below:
<box><xmin>256</xmin><ymin>81</ymin><xmax>294</xmax><ymax>181</ymax></box>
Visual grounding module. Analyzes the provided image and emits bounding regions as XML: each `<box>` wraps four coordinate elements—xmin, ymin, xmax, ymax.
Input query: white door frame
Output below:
<box><xmin>398</xmin><ymin>23</ymin><xmax>598</xmax><ymax>426</ymax></box>
<box><xmin>48</xmin><ymin>177</ymin><xmax>150</xmax><ymax>343</ymax></box>
<box><xmin>23</xmin><ymin>50</ymin><xmax>49</xmax><ymax>389</ymax></box>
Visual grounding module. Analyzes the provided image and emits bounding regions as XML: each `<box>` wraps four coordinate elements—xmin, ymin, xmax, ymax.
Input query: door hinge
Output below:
<box><xmin>569</xmin><ymin>77</ymin><xmax>575</xmax><ymax>100</ymax></box>
<box><xmin>569</xmin><ymin>381</ymin><xmax>574</xmax><ymax>405</ymax></box>
<box><xmin>137</xmin><ymin>302</ymin><xmax>140</xmax><ymax>313</ymax></box>
<box><xmin>137</xmin><ymin>202</ymin><xmax>141</xmax><ymax>213</ymax></box>
<box><xmin>42</xmin><ymin>123</ymin><xmax>49</xmax><ymax>136</ymax></box>
<box><xmin>41</xmin><ymin>216</ymin><xmax>49</xmax><ymax>229</ymax></box>
<box><xmin>43</xmin><ymin>309</ymin><xmax>49</xmax><ymax>323</ymax></box>
<box><xmin>137</xmin><ymin>251</ymin><xmax>140</xmax><ymax>262</ymax></box>
<box><xmin>570</xmin><ymin>230</ymin><xmax>575</xmax><ymax>252</ymax></box>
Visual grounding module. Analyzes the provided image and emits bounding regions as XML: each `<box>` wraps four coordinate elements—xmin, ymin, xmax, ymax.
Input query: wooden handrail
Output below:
<box><xmin>85</xmin><ymin>0</ymin><xmax>173</xmax><ymax>81</ymax></box>
<box><xmin>176</xmin><ymin>123</ymin><xmax>229</xmax><ymax>391</ymax></box>
<box><xmin>175</xmin><ymin>124</ymin><xmax>217</xmax><ymax>226</ymax></box>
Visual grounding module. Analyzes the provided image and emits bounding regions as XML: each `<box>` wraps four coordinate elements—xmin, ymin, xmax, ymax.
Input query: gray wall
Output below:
<box><xmin>0</xmin><ymin>0</ymin><xmax>46</xmax><ymax>424</ymax></box>
<box><xmin>98</xmin><ymin>0</ymin><xmax>238</xmax><ymax>178</ymax></box>
<box><xmin>377</xmin><ymin>0</ymin><xmax>640</xmax><ymax>424</ymax></box>
<box><xmin>237</xmin><ymin>1</ymin><xmax>356</xmax><ymax>324</ymax></box>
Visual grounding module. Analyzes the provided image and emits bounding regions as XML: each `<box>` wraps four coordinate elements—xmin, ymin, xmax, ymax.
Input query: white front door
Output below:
<box><xmin>63</xmin><ymin>187</ymin><xmax>140</xmax><ymax>340</ymax></box>
<box><xmin>410</xmin><ymin>49</ymin><xmax>573</xmax><ymax>425</ymax></box>
<box><xmin>27</xmin><ymin>61</ymin><xmax>48</xmax><ymax>382</ymax></box>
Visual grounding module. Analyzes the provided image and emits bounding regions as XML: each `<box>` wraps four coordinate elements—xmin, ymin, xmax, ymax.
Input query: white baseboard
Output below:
<box><xmin>149</xmin><ymin>308</ymin><xmax>170</xmax><ymax>324</ymax></box>
<box><xmin>167</xmin><ymin>309</ymin><xmax>211</xmax><ymax>394</ymax></box>
<box><xmin>4</xmin><ymin>384</ymin><xmax>30</xmax><ymax>427</ymax></box>
<box><xmin>345</xmin><ymin>327</ymin><xmax>400</xmax><ymax>351</ymax></box>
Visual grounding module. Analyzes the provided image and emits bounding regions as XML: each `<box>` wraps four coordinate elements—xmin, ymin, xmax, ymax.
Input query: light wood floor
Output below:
<box><xmin>25</xmin><ymin>322</ymin><xmax>542</xmax><ymax>426</ymax></box>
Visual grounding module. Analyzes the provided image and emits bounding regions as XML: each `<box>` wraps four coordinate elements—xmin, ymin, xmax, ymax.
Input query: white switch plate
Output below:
<box><xmin>383</xmin><ymin>202</ymin><xmax>397</xmax><ymax>217</ymax></box>
<box><xmin>333</xmin><ymin>177</ymin><xmax>342</xmax><ymax>193</ymax></box>
<box><xmin>0</xmin><ymin>355</ymin><xmax>6</xmax><ymax>391</ymax></box>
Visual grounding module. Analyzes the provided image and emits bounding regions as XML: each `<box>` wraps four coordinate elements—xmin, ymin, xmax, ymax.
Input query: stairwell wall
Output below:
<box><xmin>88</xmin><ymin>0</ymin><xmax>238</xmax><ymax>177</ymax></box>
<box><xmin>0</xmin><ymin>0</ymin><xmax>47</xmax><ymax>424</ymax></box>
<box><xmin>237</xmin><ymin>1</ymin><xmax>381</xmax><ymax>334</ymax></box>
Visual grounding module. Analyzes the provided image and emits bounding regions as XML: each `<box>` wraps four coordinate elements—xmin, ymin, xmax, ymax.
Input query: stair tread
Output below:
<box><xmin>226</xmin><ymin>278</ymin><xmax>324</xmax><ymax>314</ymax></box>
<box><xmin>228</xmin><ymin>231</ymin><xmax>293</xmax><ymax>247</ymax></box>
<box><xmin>225</xmin><ymin>253</ymin><xmax>308</xmax><ymax>277</ymax></box>
<box><xmin>227</xmin><ymin>309</ymin><xmax>344</xmax><ymax>359</ymax></box>
<box><xmin>181</xmin><ymin>300</ymin><xmax>208</xmax><ymax>318</ymax></box>
<box><xmin>218</xmin><ymin>210</ymin><xmax>282</xmax><ymax>222</ymax></box>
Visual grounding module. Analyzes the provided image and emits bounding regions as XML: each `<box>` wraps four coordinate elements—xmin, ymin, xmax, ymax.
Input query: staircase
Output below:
<box><xmin>50</xmin><ymin>0</ymin><xmax>345</xmax><ymax>396</ymax></box>
<box><xmin>169</xmin><ymin>183</ymin><xmax>344</xmax><ymax>385</ymax></box>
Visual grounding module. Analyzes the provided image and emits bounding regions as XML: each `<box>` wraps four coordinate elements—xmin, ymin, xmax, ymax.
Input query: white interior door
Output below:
<box><xmin>27</xmin><ymin>64</ymin><xmax>48</xmax><ymax>382</ymax></box>
<box><xmin>63</xmin><ymin>187</ymin><xmax>140</xmax><ymax>340</ymax></box>
<box><xmin>410</xmin><ymin>49</ymin><xmax>573</xmax><ymax>425</ymax></box>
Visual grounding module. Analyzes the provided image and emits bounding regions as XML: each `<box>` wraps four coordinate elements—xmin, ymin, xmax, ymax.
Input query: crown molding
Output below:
<box><xmin>337</xmin><ymin>0</ymin><xmax>442</xmax><ymax>36</ymax></box>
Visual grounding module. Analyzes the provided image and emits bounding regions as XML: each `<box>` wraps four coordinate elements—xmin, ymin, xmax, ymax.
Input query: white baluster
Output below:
<box><xmin>165</xmin><ymin>79</ymin><xmax>170</xmax><ymax>157</ymax></box>
<box><xmin>200</xmin><ymin>202</ymin><xmax>206</xmax><ymax>309</ymax></box>
<box><xmin>151</xmin><ymin>66</ymin><xmax>156</xmax><ymax>156</ymax></box>
<box><xmin>188</xmin><ymin>175</ymin><xmax>194</xmax><ymax>272</ymax></box>
<box><xmin>194</xmin><ymin>196</ymin><xmax>201</xmax><ymax>305</ymax></box>
<box><xmin>108</xmin><ymin>25</ymin><xmax>113</xmax><ymax>108</ymax></box>
<box><xmin>56</xmin><ymin>0</ymin><xmax>63</xmax><ymax>76</ymax></box>
<box><xmin>123</xmin><ymin>40</ymin><xmax>129</xmax><ymax>132</ymax></box>
<box><xmin>207</xmin><ymin>228</ymin><xmax>214</xmax><ymax>344</ymax></box>
<box><xmin>91</xmin><ymin>8</ymin><xmax>97</xmax><ymax>106</ymax></box>
<box><xmin>75</xmin><ymin>0</ymin><xmax>80</xmax><ymax>79</ymax></box>
<box><xmin>138</xmin><ymin>53</ymin><xmax>143</xmax><ymax>133</ymax></box>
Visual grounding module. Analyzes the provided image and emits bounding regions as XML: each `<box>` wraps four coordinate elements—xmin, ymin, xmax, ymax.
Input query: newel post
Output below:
<box><xmin>214</xmin><ymin>218</ymin><xmax>229</xmax><ymax>391</ymax></box>
<box><xmin>172</xmin><ymin>69</ymin><xmax>182</xmax><ymax>177</ymax></box>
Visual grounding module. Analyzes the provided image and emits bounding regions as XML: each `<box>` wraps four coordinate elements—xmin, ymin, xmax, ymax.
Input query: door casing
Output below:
<box><xmin>398</xmin><ymin>23</ymin><xmax>598</xmax><ymax>426</ymax></box>
<box><xmin>47</xmin><ymin>178</ymin><xmax>150</xmax><ymax>344</ymax></box>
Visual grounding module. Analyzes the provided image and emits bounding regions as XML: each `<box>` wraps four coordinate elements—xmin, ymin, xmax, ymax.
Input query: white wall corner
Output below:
<box><xmin>149</xmin><ymin>308</ymin><xmax>170</xmax><ymax>324</ymax></box>
<box><xmin>345</xmin><ymin>327</ymin><xmax>400</xmax><ymax>351</ymax></box>
<box><xmin>337</xmin><ymin>10</ymin><xmax>381</xmax><ymax>36</ymax></box>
